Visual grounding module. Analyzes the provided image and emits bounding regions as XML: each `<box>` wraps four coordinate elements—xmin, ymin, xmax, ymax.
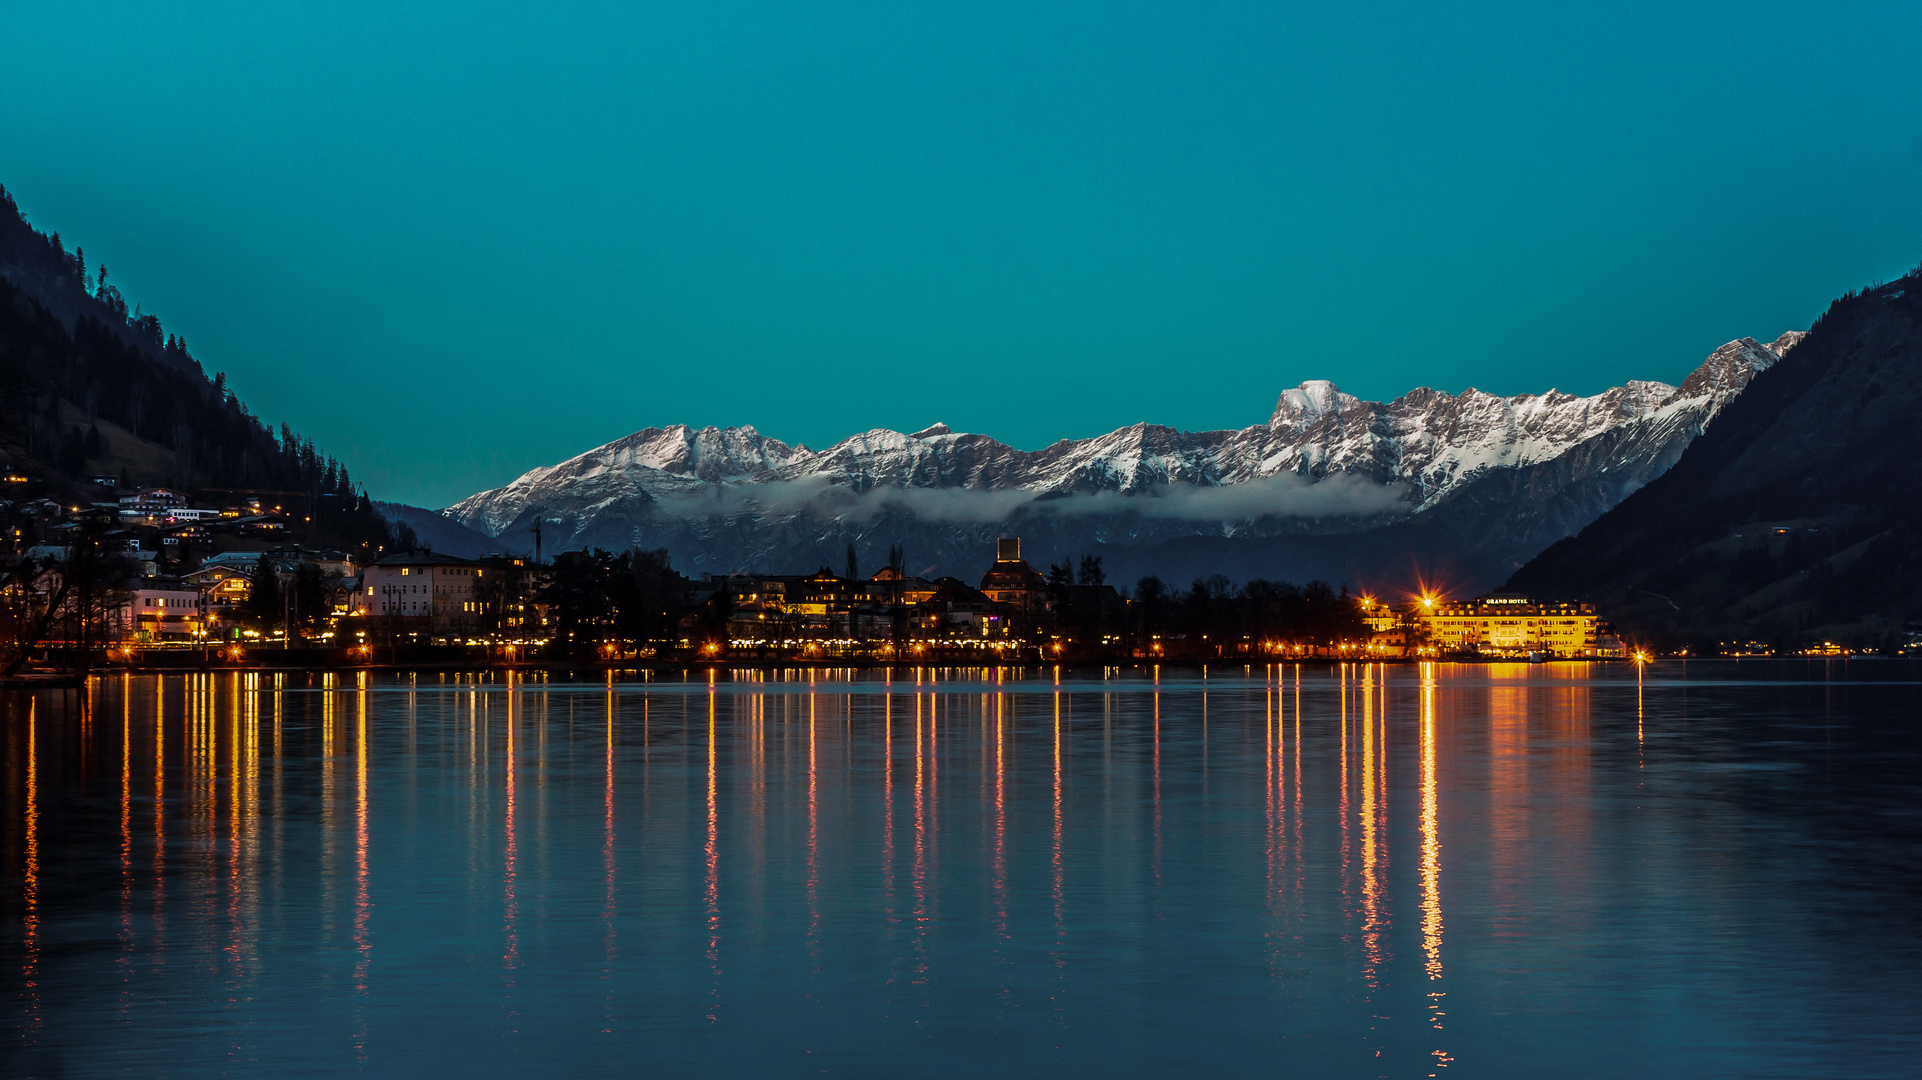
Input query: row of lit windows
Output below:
<box><xmin>1428</xmin><ymin>618</ymin><xmax>1593</xmax><ymax>626</ymax></box>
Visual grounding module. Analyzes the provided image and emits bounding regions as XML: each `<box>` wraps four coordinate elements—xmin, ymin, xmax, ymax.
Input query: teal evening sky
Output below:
<box><xmin>3</xmin><ymin>2</ymin><xmax>1919</xmax><ymax>507</ymax></box>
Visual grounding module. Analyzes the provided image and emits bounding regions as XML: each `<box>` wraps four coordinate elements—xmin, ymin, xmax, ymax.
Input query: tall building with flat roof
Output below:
<box><xmin>1416</xmin><ymin>593</ymin><xmax>1619</xmax><ymax>657</ymax></box>
<box><xmin>354</xmin><ymin>550</ymin><xmax>486</xmax><ymax>620</ymax></box>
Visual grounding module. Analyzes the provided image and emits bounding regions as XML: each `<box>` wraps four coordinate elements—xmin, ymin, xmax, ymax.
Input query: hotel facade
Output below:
<box><xmin>1411</xmin><ymin>593</ymin><xmax>1619</xmax><ymax>657</ymax></box>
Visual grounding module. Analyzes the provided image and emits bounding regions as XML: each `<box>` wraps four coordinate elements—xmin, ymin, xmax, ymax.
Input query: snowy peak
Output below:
<box><xmin>1271</xmin><ymin>380</ymin><xmax>1359</xmax><ymax>426</ymax></box>
<box><xmin>443</xmin><ymin>331</ymin><xmax>1804</xmax><ymax>574</ymax></box>
<box><xmin>576</xmin><ymin>423</ymin><xmax>811</xmax><ymax>480</ymax></box>
<box><xmin>1768</xmin><ymin>330</ymin><xmax>1807</xmax><ymax>357</ymax></box>
<box><xmin>1675</xmin><ymin>335</ymin><xmax>1796</xmax><ymax>399</ymax></box>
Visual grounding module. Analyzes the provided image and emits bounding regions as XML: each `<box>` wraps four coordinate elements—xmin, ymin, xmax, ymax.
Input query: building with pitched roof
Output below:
<box><xmin>977</xmin><ymin>537</ymin><xmax>1047</xmax><ymax>614</ymax></box>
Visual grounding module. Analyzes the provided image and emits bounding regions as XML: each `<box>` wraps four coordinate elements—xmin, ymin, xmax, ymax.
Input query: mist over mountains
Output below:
<box><xmin>434</xmin><ymin>334</ymin><xmax>1800</xmax><ymax>590</ymax></box>
<box><xmin>6</xmin><ymin>177</ymin><xmax>1862</xmax><ymax>612</ymax></box>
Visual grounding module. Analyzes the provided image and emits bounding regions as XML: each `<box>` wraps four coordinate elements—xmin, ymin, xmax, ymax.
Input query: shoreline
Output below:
<box><xmin>5</xmin><ymin>654</ymin><xmax>1663</xmax><ymax>686</ymax></box>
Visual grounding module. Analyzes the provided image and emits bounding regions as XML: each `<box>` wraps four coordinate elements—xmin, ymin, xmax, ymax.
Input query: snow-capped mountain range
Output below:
<box><xmin>438</xmin><ymin>333</ymin><xmax>1802</xmax><ymax>589</ymax></box>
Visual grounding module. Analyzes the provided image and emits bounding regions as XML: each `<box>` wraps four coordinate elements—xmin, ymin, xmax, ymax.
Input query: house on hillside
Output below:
<box><xmin>186</xmin><ymin>564</ymin><xmax>255</xmax><ymax>634</ymax></box>
<box><xmin>115</xmin><ymin>576</ymin><xmax>204</xmax><ymax>642</ymax></box>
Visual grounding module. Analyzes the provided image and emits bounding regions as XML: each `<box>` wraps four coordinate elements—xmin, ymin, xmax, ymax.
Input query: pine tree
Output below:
<box><xmin>1078</xmin><ymin>555</ymin><xmax>1105</xmax><ymax>586</ymax></box>
<box><xmin>247</xmin><ymin>555</ymin><xmax>283</xmax><ymax>630</ymax></box>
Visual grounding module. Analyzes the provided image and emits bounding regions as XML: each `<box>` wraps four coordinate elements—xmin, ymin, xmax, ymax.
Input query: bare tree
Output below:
<box><xmin>0</xmin><ymin>516</ymin><xmax>130</xmax><ymax>677</ymax></box>
<box><xmin>0</xmin><ymin>558</ymin><xmax>72</xmax><ymax>678</ymax></box>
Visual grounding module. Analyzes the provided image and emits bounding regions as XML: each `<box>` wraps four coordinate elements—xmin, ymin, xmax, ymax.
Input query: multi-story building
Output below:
<box><xmin>978</xmin><ymin>537</ymin><xmax>1047</xmax><ymax>614</ymax></box>
<box><xmin>1359</xmin><ymin>595</ymin><xmax>1410</xmax><ymax>656</ymax></box>
<box><xmin>477</xmin><ymin>555</ymin><xmax>547</xmax><ymax>637</ymax></box>
<box><xmin>116</xmin><ymin>577</ymin><xmax>205</xmax><ymax>641</ymax></box>
<box><xmin>354</xmin><ymin>550</ymin><xmax>486</xmax><ymax>620</ymax></box>
<box><xmin>786</xmin><ymin>569</ymin><xmax>871</xmax><ymax>616</ymax></box>
<box><xmin>186</xmin><ymin>564</ymin><xmax>254</xmax><ymax>634</ymax></box>
<box><xmin>1413</xmin><ymin>593</ymin><xmax>1619</xmax><ymax>657</ymax></box>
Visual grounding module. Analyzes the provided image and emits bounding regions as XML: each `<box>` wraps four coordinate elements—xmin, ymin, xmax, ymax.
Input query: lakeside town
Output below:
<box><xmin>7</xmin><ymin>479</ymin><xmax>1901</xmax><ymax>675</ymax></box>
<box><xmin>5</xmin><ymin>478</ymin><xmax>1647</xmax><ymax>669</ymax></box>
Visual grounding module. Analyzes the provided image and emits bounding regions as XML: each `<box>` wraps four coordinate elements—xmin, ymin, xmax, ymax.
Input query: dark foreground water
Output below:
<box><xmin>3</xmin><ymin>663</ymin><xmax>1919</xmax><ymax>1078</ymax></box>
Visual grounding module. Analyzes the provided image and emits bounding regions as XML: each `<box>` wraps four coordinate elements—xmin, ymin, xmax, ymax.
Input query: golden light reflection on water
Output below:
<box><xmin>1265</xmin><ymin>669</ymin><xmax>1278</xmax><ymax>922</ymax></box>
<box><xmin>119</xmin><ymin>679</ymin><xmax>132</xmax><ymax>1000</ymax></box>
<box><xmin>1488</xmin><ymin>667</ymin><xmax>1528</xmax><ymax>945</ymax></box>
<box><xmin>603</xmin><ymin>678</ymin><xmax>618</xmax><ymax>993</ymax></box>
<box><xmin>1637</xmin><ymin>664</ymin><xmax>1645</xmax><ymax>749</ymax></box>
<box><xmin>883</xmin><ymin>689</ymin><xmax>896</xmax><ymax>976</ymax></box>
<box><xmin>504</xmin><ymin>672</ymin><xmax>519</xmax><ymax>978</ymax></box>
<box><xmin>0</xmin><ymin>666</ymin><xmax>1657</xmax><ymax>1074</ymax></box>
<box><xmin>1419</xmin><ymin>666</ymin><xmax>1450</xmax><ymax>1072</ymax></box>
<box><xmin>353</xmin><ymin>674</ymin><xmax>371</xmax><ymax>1057</ymax></box>
<box><xmin>1339</xmin><ymin>664</ymin><xmax>1352</xmax><ymax>922</ymax></box>
<box><xmin>1292</xmin><ymin>665</ymin><xmax>1302</xmax><ymax>915</ymax></box>
<box><xmin>705</xmin><ymin>674</ymin><xmax>721</xmax><ymax>1016</ymax></box>
<box><xmin>21</xmin><ymin>699</ymin><xmax>38</xmax><ymax>1039</ymax></box>
<box><xmin>993</xmin><ymin>689</ymin><xmax>1008</xmax><ymax>942</ymax></box>
<box><xmin>1052</xmin><ymin>688</ymin><xmax>1065</xmax><ymax>966</ymax></box>
<box><xmin>1360</xmin><ymin>664</ymin><xmax>1386</xmax><ymax>989</ymax></box>
<box><xmin>806</xmin><ymin>681</ymin><xmax>819</xmax><ymax>964</ymax></box>
<box><xmin>912</xmin><ymin>686</ymin><xmax>926</xmax><ymax>976</ymax></box>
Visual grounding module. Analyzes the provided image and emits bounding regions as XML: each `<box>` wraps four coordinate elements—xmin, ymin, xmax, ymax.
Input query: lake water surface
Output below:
<box><xmin>3</xmin><ymin>663</ymin><xmax>1919</xmax><ymax>1077</ymax></box>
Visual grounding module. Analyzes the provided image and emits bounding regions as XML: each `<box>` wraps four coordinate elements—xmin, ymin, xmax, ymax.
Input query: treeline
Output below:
<box><xmin>0</xmin><ymin>184</ymin><xmax>395</xmax><ymax>552</ymax></box>
<box><xmin>528</xmin><ymin>545</ymin><xmax>1372</xmax><ymax>660</ymax></box>
<box><xmin>532</xmin><ymin>548</ymin><xmax>691</xmax><ymax>647</ymax></box>
<box><xmin>1104</xmin><ymin>574</ymin><xmax>1368</xmax><ymax>654</ymax></box>
<box><xmin>1049</xmin><ymin>557</ymin><xmax>1369</xmax><ymax>648</ymax></box>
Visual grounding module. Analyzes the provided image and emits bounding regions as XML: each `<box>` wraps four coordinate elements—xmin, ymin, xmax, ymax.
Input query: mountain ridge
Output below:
<box><xmin>441</xmin><ymin>333</ymin><xmax>1800</xmax><ymax>588</ymax></box>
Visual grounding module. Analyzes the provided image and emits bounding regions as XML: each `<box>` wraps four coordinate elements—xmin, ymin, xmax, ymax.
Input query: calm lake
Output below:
<box><xmin>3</xmin><ymin>663</ymin><xmax>1919</xmax><ymax>1077</ymax></box>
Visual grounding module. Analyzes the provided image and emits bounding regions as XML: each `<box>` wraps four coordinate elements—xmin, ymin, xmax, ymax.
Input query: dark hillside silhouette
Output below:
<box><xmin>0</xmin><ymin>184</ymin><xmax>395</xmax><ymax>553</ymax></box>
<box><xmin>1508</xmin><ymin>263</ymin><xmax>1922</xmax><ymax>648</ymax></box>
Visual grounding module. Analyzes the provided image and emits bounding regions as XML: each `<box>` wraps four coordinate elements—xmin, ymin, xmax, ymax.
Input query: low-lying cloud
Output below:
<box><xmin>652</xmin><ymin>471</ymin><xmax>1408</xmax><ymax>525</ymax></box>
<box><xmin>1040</xmin><ymin>472</ymin><xmax>1409</xmax><ymax>521</ymax></box>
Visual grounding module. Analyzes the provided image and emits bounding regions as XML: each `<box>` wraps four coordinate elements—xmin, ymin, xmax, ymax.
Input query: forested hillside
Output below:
<box><xmin>1507</xmin><ymin>264</ymin><xmax>1922</xmax><ymax>649</ymax></box>
<box><xmin>0</xmin><ymin>184</ymin><xmax>395</xmax><ymax>552</ymax></box>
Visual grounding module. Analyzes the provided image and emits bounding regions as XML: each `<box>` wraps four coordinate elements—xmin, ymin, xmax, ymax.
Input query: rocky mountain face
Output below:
<box><xmin>440</xmin><ymin>333</ymin><xmax>1801</xmax><ymax>590</ymax></box>
<box><xmin>1508</xmin><ymin>268</ymin><xmax>1922</xmax><ymax>646</ymax></box>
